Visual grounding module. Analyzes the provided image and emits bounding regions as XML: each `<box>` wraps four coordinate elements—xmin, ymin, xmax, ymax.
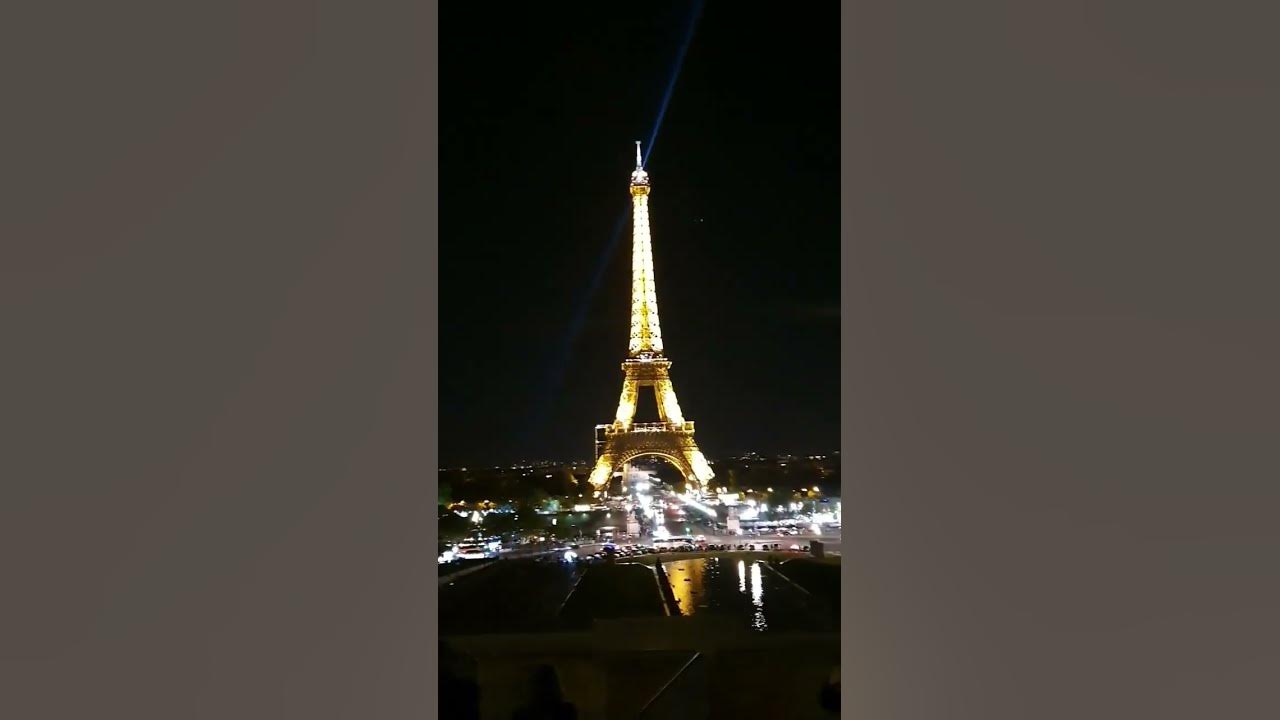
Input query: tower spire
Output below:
<box><xmin>630</xmin><ymin>141</ymin><xmax>649</xmax><ymax>187</ymax></box>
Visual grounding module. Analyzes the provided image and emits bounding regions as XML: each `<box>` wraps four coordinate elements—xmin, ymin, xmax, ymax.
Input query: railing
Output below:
<box><xmin>596</xmin><ymin>421</ymin><xmax>695</xmax><ymax>435</ymax></box>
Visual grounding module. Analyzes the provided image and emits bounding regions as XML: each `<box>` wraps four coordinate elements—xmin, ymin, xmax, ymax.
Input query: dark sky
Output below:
<box><xmin>440</xmin><ymin>2</ymin><xmax>840</xmax><ymax>466</ymax></box>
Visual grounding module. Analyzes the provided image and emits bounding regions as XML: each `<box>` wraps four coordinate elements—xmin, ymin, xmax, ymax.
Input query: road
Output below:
<box><xmin>657</xmin><ymin>532</ymin><xmax>842</xmax><ymax>555</ymax></box>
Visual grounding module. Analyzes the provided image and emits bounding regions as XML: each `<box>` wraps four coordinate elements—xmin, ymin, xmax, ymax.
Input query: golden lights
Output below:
<box><xmin>628</xmin><ymin>191</ymin><xmax>664</xmax><ymax>357</ymax></box>
<box><xmin>588</xmin><ymin>143</ymin><xmax>715</xmax><ymax>491</ymax></box>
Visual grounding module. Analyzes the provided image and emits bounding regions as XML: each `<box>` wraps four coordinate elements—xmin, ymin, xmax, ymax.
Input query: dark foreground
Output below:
<box><xmin>439</xmin><ymin>552</ymin><xmax>841</xmax><ymax>718</ymax></box>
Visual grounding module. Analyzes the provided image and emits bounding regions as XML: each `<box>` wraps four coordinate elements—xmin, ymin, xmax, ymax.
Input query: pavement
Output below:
<box><xmin>439</xmin><ymin>558</ymin><xmax>586</xmax><ymax>635</ymax></box>
<box><xmin>445</xmin><ymin>607</ymin><xmax>840</xmax><ymax>719</ymax></box>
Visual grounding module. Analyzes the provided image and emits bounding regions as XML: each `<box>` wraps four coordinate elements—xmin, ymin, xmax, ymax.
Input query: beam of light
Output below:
<box><xmin>521</xmin><ymin>0</ymin><xmax>705</xmax><ymax>450</ymax></box>
<box><xmin>644</xmin><ymin>0</ymin><xmax>706</xmax><ymax>166</ymax></box>
<box><xmin>517</xmin><ymin>207</ymin><xmax>629</xmax><ymax>449</ymax></box>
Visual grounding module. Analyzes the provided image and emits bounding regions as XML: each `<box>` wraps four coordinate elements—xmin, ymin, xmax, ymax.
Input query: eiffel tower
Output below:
<box><xmin>586</xmin><ymin>142</ymin><xmax>716</xmax><ymax>493</ymax></box>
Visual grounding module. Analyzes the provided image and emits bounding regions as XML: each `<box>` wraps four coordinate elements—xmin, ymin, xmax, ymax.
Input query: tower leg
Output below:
<box><xmin>588</xmin><ymin>453</ymin><xmax>615</xmax><ymax>491</ymax></box>
<box><xmin>681</xmin><ymin>446</ymin><xmax>715</xmax><ymax>490</ymax></box>
<box><xmin>614</xmin><ymin>377</ymin><xmax>639</xmax><ymax>427</ymax></box>
<box><xmin>653</xmin><ymin>378</ymin><xmax>685</xmax><ymax>424</ymax></box>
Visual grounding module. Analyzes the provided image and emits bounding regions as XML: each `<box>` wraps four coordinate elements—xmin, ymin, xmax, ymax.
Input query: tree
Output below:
<box><xmin>482</xmin><ymin>512</ymin><xmax>518</xmax><ymax>536</ymax></box>
<box><xmin>523</xmin><ymin>486</ymin><xmax>551</xmax><ymax>512</ymax></box>
<box><xmin>768</xmin><ymin>487</ymin><xmax>796</xmax><ymax>511</ymax></box>
<box><xmin>439</xmin><ymin>512</ymin><xmax>472</xmax><ymax>542</ymax></box>
<box><xmin>544</xmin><ymin>517</ymin><xmax>574</xmax><ymax>540</ymax></box>
<box><xmin>555</xmin><ymin>468</ymin><xmax>578</xmax><ymax>496</ymax></box>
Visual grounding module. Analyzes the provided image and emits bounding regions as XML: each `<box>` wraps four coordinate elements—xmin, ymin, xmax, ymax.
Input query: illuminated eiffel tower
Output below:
<box><xmin>587</xmin><ymin>142</ymin><xmax>716</xmax><ymax>493</ymax></box>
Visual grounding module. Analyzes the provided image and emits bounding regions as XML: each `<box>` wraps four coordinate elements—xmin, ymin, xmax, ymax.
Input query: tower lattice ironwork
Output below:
<box><xmin>587</xmin><ymin>142</ymin><xmax>716</xmax><ymax>492</ymax></box>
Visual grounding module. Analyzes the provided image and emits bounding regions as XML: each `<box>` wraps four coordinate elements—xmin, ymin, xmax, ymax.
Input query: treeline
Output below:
<box><xmin>437</xmin><ymin>507</ymin><xmax>624</xmax><ymax>543</ymax></box>
<box><xmin>708</xmin><ymin>457</ymin><xmax>839</xmax><ymax>494</ymax></box>
<box><xmin>437</xmin><ymin>456</ymin><xmax>841</xmax><ymax>508</ymax></box>
<box><xmin>438</xmin><ymin>466</ymin><xmax>586</xmax><ymax>507</ymax></box>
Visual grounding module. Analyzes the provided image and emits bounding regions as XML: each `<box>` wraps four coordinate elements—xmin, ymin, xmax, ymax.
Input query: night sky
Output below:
<box><xmin>440</xmin><ymin>2</ymin><xmax>839</xmax><ymax>466</ymax></box>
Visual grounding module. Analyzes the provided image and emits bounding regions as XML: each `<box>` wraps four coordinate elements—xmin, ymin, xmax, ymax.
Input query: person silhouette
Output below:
<box><xmin>511</xmin><ymin>664</ymin><xmax>577</xmax><ymax>720</ymax></box>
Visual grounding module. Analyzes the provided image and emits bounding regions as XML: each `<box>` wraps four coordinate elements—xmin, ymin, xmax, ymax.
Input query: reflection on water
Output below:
<box><xmin>664</xmin><ymin>556</ymin><xmax>821</xmax><ymax>632</ymax></box>
<box><xmin>750</xmin><ymin>561</ymin><xmax>766</xmax><ymax>631</ymax></box>
<box><xmin>668</xmin><ymin>555</ymin><xmax>706</xmax><ymax>615</ymax></box>
<box><xmin>733</xmin><ymin>559</ymin><xmax>767</xmax><ymax>630</ymax></box>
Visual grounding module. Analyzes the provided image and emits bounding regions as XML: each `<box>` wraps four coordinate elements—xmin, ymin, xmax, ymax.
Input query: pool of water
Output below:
<box><xmin>662</xmin><ymin>556</ymin><xmax>828</xmax><ymax>632</ymax></box>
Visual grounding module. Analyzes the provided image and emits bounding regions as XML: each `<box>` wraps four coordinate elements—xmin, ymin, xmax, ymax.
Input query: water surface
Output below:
<box><xmin>663</xmin><ymin>556</ymin><xmax>826</xmax><ymax>632</ymax></box>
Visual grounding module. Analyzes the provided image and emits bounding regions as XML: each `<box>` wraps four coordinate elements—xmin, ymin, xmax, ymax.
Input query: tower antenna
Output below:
<box><xmin>635</xmin><ymin>140</ymin><xmax>643</xmax><ymax>169</ymax></box>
